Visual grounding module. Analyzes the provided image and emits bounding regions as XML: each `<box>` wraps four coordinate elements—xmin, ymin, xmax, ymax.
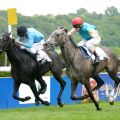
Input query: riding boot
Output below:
<box><xmin>39</xmin><ymin>59</ymin><xmax>47</xmax><ymax>65</ymax></box>
<box><xmin>39</xmin><ymin>59</ymin><xmax>52</xmax><ymax>67</ymax></box>
<box><xmin>93</xmin><ymin>51</ymin><xmax>100</xmax><ymax>64</ymax></box>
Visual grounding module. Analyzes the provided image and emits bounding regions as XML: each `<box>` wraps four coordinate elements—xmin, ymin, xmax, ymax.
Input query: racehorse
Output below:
<box><xmin>44</xmin><ymin>27</ymin><xmax>120</xmax><ymax>110</ymax></box>
<box><xmin>0</xmin><ymin>32</ymin><xmax>66</xmax><ymax>107</ymax></box>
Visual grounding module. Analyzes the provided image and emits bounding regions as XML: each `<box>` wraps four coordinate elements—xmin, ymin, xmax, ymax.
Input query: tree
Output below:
<box><xmin>76</xmin><ymin>8</ymin><xmax>89</xmax><ymax>19</ymax></box>
<box><xmin>105</xmin><ymin>6</ymin><xmax>119</xmax><ymax>16</ymax></box>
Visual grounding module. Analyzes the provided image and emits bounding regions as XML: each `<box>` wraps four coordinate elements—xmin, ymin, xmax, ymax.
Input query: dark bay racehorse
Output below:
<box><xmin>0</xmin><ymin>32</ymin><xmax>66</xmax><ymax>107</ymax></box>
<box><xmin>45</xmin><ymin>27</ymin><xmax>120</xmax><ymax>110</ymax></box>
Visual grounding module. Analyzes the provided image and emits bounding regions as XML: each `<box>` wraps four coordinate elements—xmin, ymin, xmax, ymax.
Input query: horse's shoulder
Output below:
<box><xmin>21</xmin><ymin>49</ymin><xmax>37</xmax><ymax>61</ymax></box>
<box><xmin>44</xmin><ymin>49</ymin><xmax>57</xmax><ymax>56</ymax></box>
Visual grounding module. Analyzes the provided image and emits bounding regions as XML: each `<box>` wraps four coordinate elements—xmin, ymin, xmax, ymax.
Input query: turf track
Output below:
<box><xmin>0</xmin><ymin>102</ymin><xmax>120</xmax><ymax>120</ymax></box>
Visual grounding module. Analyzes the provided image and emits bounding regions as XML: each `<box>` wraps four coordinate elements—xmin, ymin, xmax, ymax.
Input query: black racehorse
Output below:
<box><xmin>45</xmin><ymin>27</ymin><xmax>120</xmax><ymax>110</ymax></box>
<box><xmin>0</xmin><ymin>32</ymin><xmax>66</xmax><ymax>107</ymax></box>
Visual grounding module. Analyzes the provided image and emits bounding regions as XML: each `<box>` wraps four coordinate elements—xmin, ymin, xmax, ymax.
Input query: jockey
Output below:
<box><xmin>15</xmin><ymin>26</ymin><xmax>51</xmax><ymax>64</ymax></box>
<box><xmin>68</xmin><ymin>17</ymin><xmax>101</xmax><ymax>64</ymax></box>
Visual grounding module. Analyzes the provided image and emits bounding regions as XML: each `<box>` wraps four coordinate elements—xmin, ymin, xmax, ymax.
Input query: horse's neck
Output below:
<box><xmin>6</xmin><ymin>47</ymin><xmax>22</xmax><ymax>64</ymax></box>
<box><xmin>60</xmin><ymin>40</ymin><xmax>77</xmax><ymax>64</ymax></box>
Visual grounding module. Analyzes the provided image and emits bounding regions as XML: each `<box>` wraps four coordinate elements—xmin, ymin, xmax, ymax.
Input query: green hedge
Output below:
<box><xmin>0</xmin><ymin>71</ymin><xmax>11</xmax><ymax>77</ymax></box>
<box><xmin>0</xmin><ymin>70</ymin><xmax>66</xmax><ymax>77</ymax></box>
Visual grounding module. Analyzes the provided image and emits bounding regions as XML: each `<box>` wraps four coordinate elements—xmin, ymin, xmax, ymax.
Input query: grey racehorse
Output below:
<box><xmin>44</xmin><ymin>27</ymin><xmax>120</xmax><ymax>110</ymax></box>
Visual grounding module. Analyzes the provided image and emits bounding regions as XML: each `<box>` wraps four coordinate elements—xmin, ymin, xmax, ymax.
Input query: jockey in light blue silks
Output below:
<box><xmin>15</xmin><ymin>26</ymin><xmax>51</xmax><ymax>64</ymax></box>
<box><xmin>68</xmin><ymin>17</ymin><xmax>105</xmax><ymax>64</ymax></box>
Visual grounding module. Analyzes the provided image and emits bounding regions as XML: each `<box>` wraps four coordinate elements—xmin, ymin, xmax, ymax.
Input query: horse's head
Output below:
<box><xmin>0</xmin><ymin>32</ymin><xmax>12</xmax><ymax>52</ymax></box>
<box><xmin>44</xmin><ymin>27</ymin><xmax>68</xmax><ymax>49</ymax></box>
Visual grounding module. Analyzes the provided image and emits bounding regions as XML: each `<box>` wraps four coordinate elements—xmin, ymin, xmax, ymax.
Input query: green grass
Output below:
<box><xmin>0</xmin><ymin>102</ymin><xmax>120</xmax><ymax>120</ymax></box>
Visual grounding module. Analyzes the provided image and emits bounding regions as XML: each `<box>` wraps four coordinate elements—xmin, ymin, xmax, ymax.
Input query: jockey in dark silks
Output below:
<box><xmin>68</xmin><ymin>17</ymin><xmax>101</xmax><ymax>64</ymax></box>
<box><xmin>15</xmin><ymin>26</ymin><xmax>51</xmax><ymax>64</ymax></box>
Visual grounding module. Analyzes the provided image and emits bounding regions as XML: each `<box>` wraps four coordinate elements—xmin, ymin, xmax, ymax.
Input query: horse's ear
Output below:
<box><xmin>8</xmin><ymin>32</ymin><xmax>11</xmax><ymax>36</ymax></box>
<box><xmin>64</xmin><ymin>28</ymin><xmax>68</xmax><ymax>33</ymax></box>
<box><xmin>58</xmin><ymin>26</ymin><xmax>64</xmax><ymax>29</ymax></box>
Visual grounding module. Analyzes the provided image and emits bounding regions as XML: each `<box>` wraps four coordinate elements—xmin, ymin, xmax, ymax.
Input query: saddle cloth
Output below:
<box><xmin>36</xmin><ymin>49</ymin><xmax>51</xmax><ymax>62</ymax></box>
<box><xmin>79</xmin><ymin>46</ymin><xmax>109</xmax><ymax>61</ymax></box>
<box><xmin>20</xmin><ymin>45</ymin><xmax>51</xmax><ymax>62</ymax></box>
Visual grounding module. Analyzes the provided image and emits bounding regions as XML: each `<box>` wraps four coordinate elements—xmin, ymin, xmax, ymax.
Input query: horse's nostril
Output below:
<box><xmin>43</xmin><ymin>43</ymin><xmax>48</xmax><ymax>47</ymax></box>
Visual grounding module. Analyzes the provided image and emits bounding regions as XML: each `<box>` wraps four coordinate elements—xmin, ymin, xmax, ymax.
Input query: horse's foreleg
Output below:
<box><xmin>36</xmin><ymin>76</ymin><xmax>47</xmax><ymax>95</ymax></box>
<box><xmin>70</xmin><ymin>80</ymin><xmax>79</xmax><ymax>100</ymax></box>
<box><xmin>77</xmin><ymin>75</ymin><xmax>104</xmax><ymax>100</ymax></box>
<box><xmin>70</xmin><ymin>80</ymin><xmax>90</xmax><ymax>100</ymax></box>
<box><xmin>92</xmin><ymin>75</ymin><xmax>104</xmax><ymax>91</ymax></box>
<box><xmin>13</xmin><ymin>80</ymin><xmax>31</xmax><ymax>102</ymax></box>
<box><xmin>73</xmin><ymin>75</ymin><xmax>104</xmax><ymax>101</ymax></box>
<box><xmin>84</xmin><ymin>81</ymin><xmax>102</xmax><ymax>111</ymax></box>
<box><xmin>29</xmin><ymin>81</ymin><xmax>49</xmax><ymax>106</ymax></box>
<box><xmin>54</xmin><ymin>75</ymin><xmax>66</xmax><ymax>107</ymax></box>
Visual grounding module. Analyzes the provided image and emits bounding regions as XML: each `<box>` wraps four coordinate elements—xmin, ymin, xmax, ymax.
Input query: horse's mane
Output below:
<box><xmin>21</xmin><ymin>49</ymin><xmax>37</xmax><ymax>61</ymax></box>
<box><xmin>10</xmin><ymin>39</ymin><xmax>37</xmax><ymax>61</ymax></box>
<box><xmin>1</xmin><ymin>33</ymin><xmax>37</xmax><ymax>63</ymax></box>
<box><xmin>69</xmin><ymin>36</ymin><xmax>78</xmax><ymax>48</ymax></box>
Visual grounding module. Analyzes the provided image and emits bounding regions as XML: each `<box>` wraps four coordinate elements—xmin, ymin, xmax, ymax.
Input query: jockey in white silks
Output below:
<box><xmin>68</xmin><ymin>17</ymin><xmax>108</xmax><ymax>64</ymax></box>
<box><xmin>15</xmin><ymin>26</ymin><xmax>51</xmax><ymax>64</ymax></box>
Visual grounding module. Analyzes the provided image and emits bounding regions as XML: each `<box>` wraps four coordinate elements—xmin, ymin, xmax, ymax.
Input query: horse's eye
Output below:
<box><xmin>56</xmin><ymin>34</ymin><xmax>60</xmax><ymax>37</ymax></box>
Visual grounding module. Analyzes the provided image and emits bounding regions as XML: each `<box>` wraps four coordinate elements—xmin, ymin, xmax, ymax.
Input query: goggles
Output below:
<box><xmin>73</xmin><ymin>24</ymin><xmax>81</xmax><ymax>28</ymax></box>
<box><xmin>18</xmin><ymin>33</ymin><xmax>27</xmax><ymax>37</ymax></box>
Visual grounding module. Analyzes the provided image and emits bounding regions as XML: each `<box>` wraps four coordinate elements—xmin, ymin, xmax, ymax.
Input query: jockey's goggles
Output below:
<box><xmin>19</xmin><ymin>33</ymin><xmax>27</xmax><ymax>37</ymax></box>
<box><xmin>73</xmin><ymin>24</ymin><xmax>81</xmax><ymax>28</ymax></box>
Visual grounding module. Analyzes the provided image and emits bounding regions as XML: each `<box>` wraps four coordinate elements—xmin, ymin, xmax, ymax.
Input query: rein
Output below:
<box><xmin>0</xmin><ymin>39</ymin><xmax>11</xmax><ymax>52</ymax></box>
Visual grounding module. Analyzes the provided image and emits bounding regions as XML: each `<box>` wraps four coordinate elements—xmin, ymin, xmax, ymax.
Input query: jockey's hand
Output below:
<box><xmin>43</xmin><ymin>43</ymin><xmax>48</xmax><ymax>49</ymax></box>
<box><xmin>15</xmin><ymin>39</ymin><xmax>20</xmax><ymax>46</ymax></box>
<box><xmin>43</xmin><ymin>43</ymin><xmax>54</xmax><ymax>51</ymax></box>
<box><xmin>67</xmin><ymin>32</ymin><xmax>71</xmax><ymax>37</ymax></box>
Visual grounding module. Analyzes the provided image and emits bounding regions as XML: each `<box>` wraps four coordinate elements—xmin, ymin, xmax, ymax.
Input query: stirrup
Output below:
<box><xmin>39</xmin><ymin>59</ymin><xmax>47</xmax><ymax>64</ymax></box>
<box><xmin>93</xmin><ymin>58</ymin><xmax>100</xmax><ymax>65</ymax></box>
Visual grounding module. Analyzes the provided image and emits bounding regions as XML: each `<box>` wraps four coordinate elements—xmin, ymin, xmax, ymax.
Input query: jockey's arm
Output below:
<box><xmin>19</xmin><ymin>36</ymin><xmax>34</xmax><ymax>48</ymax></box>
<box><xmin>67</xmin><ymin>28</ymin><xmax>76</xmax><ymax>36</ymax></box>
<box><xmin>89</xmin><ymin>29</ymin><xmax>101</xmax><ymax>39</ymax></box>
<box><xmin>15</xmin><ymin>39</ymin><xmax>29</xmax><ymax>47</ymax></box>
<box><xmin>15</xmin><ymin>39</ymin><xmax>20</xmax><ymax>46</ymax></box>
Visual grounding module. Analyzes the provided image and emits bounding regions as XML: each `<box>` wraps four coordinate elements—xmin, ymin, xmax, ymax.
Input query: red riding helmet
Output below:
<box><xmin>71</xmin><ymin>17</ymin><xmax>83</xmax><ymax>26</ymax></box>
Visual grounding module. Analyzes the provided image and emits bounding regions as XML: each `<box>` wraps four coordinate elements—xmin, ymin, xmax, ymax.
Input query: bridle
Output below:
<box><xmin>0</xmin><ymin>36</ymin><xmax>12</xmax><ymax>52</ymax></box>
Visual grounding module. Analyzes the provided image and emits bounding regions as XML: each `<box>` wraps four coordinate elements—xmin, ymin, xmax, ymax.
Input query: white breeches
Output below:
<box><xmin>77</xmin><ymin>37</ymin><xmax>108</xmax><ymax>60</ymax></box>
<box><xmin>20</xmin><ymin>40</ymin><xmax>51</xmax><ymax>62</ymax></box>
<box><xmin>35</xmin><ymin>49</ymin><xmax>51</xmax><ymax>62</ymax></box>
<box><xmin>77</xmin><ymin>37</ymin><xmax>101</xmax><ymax>53</ymax></box>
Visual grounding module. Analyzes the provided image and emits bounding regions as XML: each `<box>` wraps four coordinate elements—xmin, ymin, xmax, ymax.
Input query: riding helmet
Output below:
<box><xmin>17</xmin><ymin>26</ymin><xmax>27</xmax><ymax>37</ymax></box>
<box><xmin>71</xmin><ymin>17</ymin><xmax>83</xmax><ymax>26</ymax></box>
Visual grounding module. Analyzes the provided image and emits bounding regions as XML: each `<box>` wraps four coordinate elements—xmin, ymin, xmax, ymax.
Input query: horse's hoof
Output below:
<box><xmin>109</xmin><ymin>101</ymin><xmax>114</xmax><ymax>105</ymax></box>
<box><xmin>59</xmin><ymin>103</ymin><xmax>64</xmax><ymax>107</ymax></box>
<box><xmin>44</xmin><ymin>101</ymin><xmax>50</xmax><ymax>106</ymax></box>
<box><xmin>35</xmin><ymin>101</ymin><xmax>40</xmax><ymax>105</ymax></box>
<box><xmin>58</xmin><ymin>102</ymin><xmax>64</xmax><ymax>107</ymax></box>
<box><xmin>25</xmin><ymin>96</ymin><xmax>31</xmax><ymax>101</ymax></box>
<box><xmin>97</xmin><ymin>108</ymin><xmax>102</xmax><ymax>111</ymax></box>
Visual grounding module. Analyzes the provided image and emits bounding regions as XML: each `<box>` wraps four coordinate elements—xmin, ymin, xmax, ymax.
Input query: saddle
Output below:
<box><xmin>79</xmin><ymin>46</ymin><xmax>91</xmax><ymax>59</ymax></box>
<box><xmin>79</xmin><ymin>46</ymin><xmax>108</xmax><ymax>62</ymax></box>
